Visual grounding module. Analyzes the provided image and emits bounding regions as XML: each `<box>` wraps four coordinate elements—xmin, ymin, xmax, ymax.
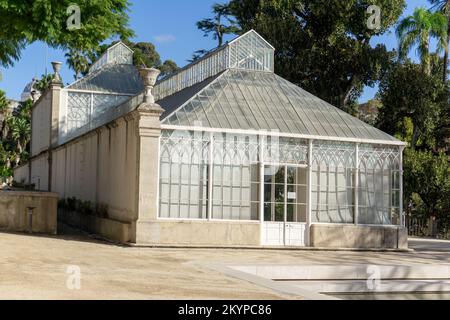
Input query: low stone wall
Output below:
<box><xmin>136</xmin><ymin>220</ymin><xmax>261</xmax><ymax>246</ymax></box>
<box><xmin>59</xmin><ymin>209</ymin><xmax>132</xmax><ymax>244</ymax></box>
<box><xmin>310</xmin><ymin>224</ymin><xmax>408</xmax><ymax>249</ymax></box>
<box><xmin>0</xmin><ymin>191</ymin><xmax>58</xmax><ymax>234</ymax></box>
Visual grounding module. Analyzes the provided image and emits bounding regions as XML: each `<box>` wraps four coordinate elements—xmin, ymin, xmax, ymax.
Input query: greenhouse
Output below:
<box><xmin>20</xmin><ymin>30</ymin><xmax>407</xmax><ymax>248</ymax></box>
<box><xmin>155</xmin><ymin>30</ymin><xmax>406</xmax><ymax>247</ymax></box>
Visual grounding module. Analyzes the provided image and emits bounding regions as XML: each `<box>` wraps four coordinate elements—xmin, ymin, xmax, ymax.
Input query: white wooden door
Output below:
<box><xmin>262</xmin><ymin>165</ymin><xmax>307</xmax><ymax>247</ymax></box>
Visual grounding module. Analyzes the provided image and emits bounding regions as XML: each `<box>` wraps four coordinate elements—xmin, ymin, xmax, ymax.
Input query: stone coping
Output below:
<box><xmin>0</xmin><ymin>190</ymin><xmax>59</xmax><ymax>198</ymax></box>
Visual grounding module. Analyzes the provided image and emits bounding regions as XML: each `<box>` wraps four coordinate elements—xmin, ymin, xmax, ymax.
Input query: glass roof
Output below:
<box><xmin>89</xmin><ymin>42</ymin><xmax>134</xmax><ymax>74</ymax></box>
<box><xmin>66</xmin><ymin>64</ymin><xmax>143</xmax><ymax>94</ymax></box>
<box><xmin>153</xmin><ymin>30</ymin><xmax>274</xmax><ymax>101</ymax></box>
<box><xmin>160</xmin><ymin>69</ymin><xmax>400</xmax><ymax>143</ymax></box>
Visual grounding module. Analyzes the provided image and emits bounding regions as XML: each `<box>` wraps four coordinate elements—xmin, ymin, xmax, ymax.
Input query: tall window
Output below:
<box><xmin>159</xmin><ymin>131</ymin><xmax>209</xmax><ymax>219</ymax></box>
<box><xmin>358</xmin><ymin>145</ymin><xmax>401</xmax><ymax>225</ymax></box>
<box><xmin>211</xmin><ymin>133</ymin><xmax>260</xmax><ymax>220</ymax></box>
<box><xmin>311</xmin><ymin>142</ymin><xmax>355</xmax><ymax>224</ymax></box>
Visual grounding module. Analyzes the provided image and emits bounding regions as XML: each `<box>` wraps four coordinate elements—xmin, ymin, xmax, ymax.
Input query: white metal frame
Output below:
<box><xmin>161</xmin><ymin>125</ymin><xmax>406</xmax><ymax>147</ymax></box>
<box><xmin>157</xmin><ymin>128</ymin><xmax>405</xmax><ymax>246</ymax></box>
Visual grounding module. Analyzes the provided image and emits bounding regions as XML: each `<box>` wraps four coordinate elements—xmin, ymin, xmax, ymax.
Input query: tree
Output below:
<box><xmin>429</xmin><ymin>0</ymin><xmax>450</xmax><ymax>82</ymax></box>
<box><xmin>0</xmin><ymin>90</ymin><xmax>8</xmax><ymax>114</ymax></box>
<box><xmin>159</xmin><ymin>60</ymin><xmax>179</xmax><ymax>78</ymax></box>
<box><xmin>404</xmin><ymin>149</ymin><xmax>450</xmax><ymax>220</ymax></box>
<box><xmin>396</xmin><ymin>7</ymin><xmax>448</xmax><ymax>75</ymax></box>
<box><xmin>197</xmin><ymin>3</ymin><xmax>240</xmax><ymax>47</ymax></box>
<box><xmin>0</xmin><ymin>0</ymin><xmax>133</xmax><ymax>67</ymax></box>
<box><xmin>188</xmin><ymin>50</ymin><xmax>209</xmax><ymax>63</ymax></box>
<box><xmin>226</xmin><ymin>0</ymin><xmax>405</xmax><ymax>111</ymax></box>
<box><xmin>65</xmin><ymin>49</ymin><xmax>90</xmax><ymax>80</ymax></box>
<box><xmin>126</xmin><ymin>41</ymin><xmax>162</xmax><ymax>68</ymax></box>
<box><xmin>377</xmin><ymin>61</ymin><xmax>448</xmax><ymax>150</ymax></box>
<box><xmin>358</xmin><ymin>99</ymin><xmax>382</xmax><ymax>126</ymax></box>
<box><xmin>10</xmin><ymin>117</ymin><xmax>30</xmax><ymax>163</ymax></box>
<box><xmin>0</xmin><ymin>97</ymin><xmax>32</xmax><ymax>182</ymax></box>
<box><xmin>35</xmin><ymin>74</ymin><xmax>55</xmax><ymax>92</ymax></box>
<box><xmin>90</xmin><ymin>40</ymin><xmax>178</xmax><ymax>76</ymax></box>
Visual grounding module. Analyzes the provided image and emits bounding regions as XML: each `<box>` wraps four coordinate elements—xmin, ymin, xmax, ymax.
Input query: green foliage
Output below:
<box><xmin>0</xmin><ymin>90</ymin><xmax>8</xmax><ymax>114</ymax></box>
<box><xmin>377</xmin><ymin>61</ymin><xmax>448</xmax><ymax>150</ymax></box>
<box><xmin>65</xmin><ymin>49</ymin><xmax>90</xmax><ymax>80</ymax></box>
<box><xmin>35</xmin><ymin>74</ymin><xmax>55</xmax><ymax>92</ymax></box>
<box><xmin>187</xmin><ymin>49</ymin><xmax>209</xmax><ymax>63</ymax></box>
<box><xmin>0</xmin><ymin>0</ymin><xmax>133</xmax><ymax>67</ymax></box>
<box><xmin>225</xmin><ymin>0</ymin><xmax>405</xmax><ymax>111</ymax></box>
<box><xmin>197</xmin><ymin>3</ymin><xmax>240</xmax><ymax>47</ymax></box>
<box><xmin>429</xmin><ymin>0</ymin><xmax>450</xmax><ymax>82</ymax></box>
<box><xmin>396</xmin><ymin>7</ymin><xmax>448</xmax><ymax>75</ymax></box>
<box><xmin>159</xmin><ymin>60</ymin><xmax>179</xmax><ymax>78</ymax></box>
<box><xmin>58</xmin><ymin>197</ymin><xmax>109</xmax><ymax>219</ymax></box>
<box><xmin>81</xmin><ymin>40</ymin><xmax>179</xmax><ymax>78</ymax></box>
<box><xmin>358</xmin><ymin>99</ymin><xmax>382</xmax><ymax>126</ymax></box>
<box><xmin>125</xmin><ymin>41</ymin><xmax>161</xmax><ymax>68</ymax></box>
<box><xmin>0</xmin><ymin>96</ymin><xmax>32</xmax><ymax>182</ymax></box>
<box><xmin>404</xmin><ymin>149</ymin><xmax>450</xmax><ymax>219</ymax></box>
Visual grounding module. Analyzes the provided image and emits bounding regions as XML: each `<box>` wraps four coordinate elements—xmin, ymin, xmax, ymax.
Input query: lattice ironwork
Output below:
<box><xmin>66</xmin><ymin>91</ymin><xmax>132</xmax><ymax>138</ymax></box>
<box><xmin>67</xmin><ymin>92</ymin><xmax>91</xmax><ymax>132</ymax></box>
<box><xmin>265</xmin><ymin>137</ymin><xmax>308</xmax><ymax>165</ymax></box>
<box><xmin>92</xmin><ymin>94</ymin><xmax>130</xmax><ymax>118</ymax></box>
<box><xmin>160</xmin><ymin>131</ymin><xmax>210</xmax><ymax>165</ymax></box>
<box><xmin>312</xmin><ymin>142</ymin><xmax>356</xmax><ymax>168</ymax></box>
<box><xmin>359</xmin><ymin>144</ymin><xmax>401</xmax><ymax>170</ymax></box>
<box><xmin>213</xmin><ymin>133</ymin><xmax>259</xmax><ymax>165</ymax></box>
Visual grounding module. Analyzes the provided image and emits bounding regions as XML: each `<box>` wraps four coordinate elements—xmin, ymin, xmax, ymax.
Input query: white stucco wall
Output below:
<box><xmin>51</xmin><ymin>116</ymin><xmax>138</xmax><ymax>223</ymax></box>
<box><xmin>30</xmin><ymin>154</ymin><xmax>49</xmax><ymax>191</ymax></box>
<box><xmin>31</xmin><ymin>92</ymin><xmax>51</xmax><ymax>157</ymax></box>
<box><xmin>13</xmin><ymin>164</ymin><xmax>29</xmax><ymax>184</ymax></box>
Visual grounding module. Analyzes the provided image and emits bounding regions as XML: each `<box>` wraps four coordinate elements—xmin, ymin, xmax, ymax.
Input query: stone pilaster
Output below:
<box><xmin>48</xmin><ymin>62</ymin><xmax>63</xmax><ymax>192</ymax></box>
<box><xmin>133</xmin><ymin>103</ymin><xmax>164</xmax><ymax>243</ymax></box>
<box><xmin>133</xmin><ymin>67</ymin><xmax>163</xmax><ymax>244</ymax></box>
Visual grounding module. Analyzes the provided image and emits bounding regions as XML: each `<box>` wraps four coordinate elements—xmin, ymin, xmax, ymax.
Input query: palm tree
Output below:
<box><xmin>429</xmin><ymin>0</ymin><xmax>450</xmax><ymax>82</ymax></box>
<box><xmin>65</xmin><ymin>49</ymin><xmax>90</xmax><ymax>80</ymax></box>
<box><xmin>10</xmin><ymin>117</ymin><xmax>31</xmax><ymax>160</ymax></box>
<box><xmin>0</xmin><ymin>90</ymin><xmax>8</xmax><ymax>115</ymax></box>
<box><xmin>397</xmin><ymin>7</ymin><xmax>448</xmax><ymax>75</ymax></box>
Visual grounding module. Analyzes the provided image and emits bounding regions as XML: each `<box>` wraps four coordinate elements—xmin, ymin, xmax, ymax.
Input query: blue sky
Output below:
<box><xmin>0</xmin><ymin>0</ymin><xmax>434</xmax><ymax>102</ymax></box>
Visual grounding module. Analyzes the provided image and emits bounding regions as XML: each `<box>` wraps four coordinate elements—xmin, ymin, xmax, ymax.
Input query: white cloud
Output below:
<box><xmin>153</xmin><ymin>34</ymin><xmax>176</xmax><ymax>43</ymax></box>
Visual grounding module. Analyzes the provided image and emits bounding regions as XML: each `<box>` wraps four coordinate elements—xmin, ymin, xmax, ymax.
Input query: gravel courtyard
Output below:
<box><xmin>1</xmin><ymin>228</ymin><xmax>449</xmax><ymax>300</ymax></box>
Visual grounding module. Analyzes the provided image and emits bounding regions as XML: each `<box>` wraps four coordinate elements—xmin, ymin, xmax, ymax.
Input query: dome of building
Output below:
<box><xmin>20</xmin><ymin>77</ymin><xmax>39</xmax><ymax>102</ymax></box>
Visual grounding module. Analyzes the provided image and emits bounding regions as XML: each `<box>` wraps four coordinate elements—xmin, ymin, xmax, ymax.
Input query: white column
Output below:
<box><xmin>259</xmin><ymin>134</ymin><xmax>265</xmax><ymax>245</ymax></box>
<box><xmin>354</xmin><ymin>143</ymin><xmax>360</xmax><ymax>225</ymax></box>
<box><xmin>207</xmin><ymin>131</ymin><xmax>214</xmax><ymax>221</ymax></box>
<box><xmin>306</xmin><ymin>140</ymin><xmax>313</xmax><ymax>247</ymax></box>
<box><xmin>399</xmin><ymin>146</ymin><xmax>405</xmax><ymax>227</ymax></box>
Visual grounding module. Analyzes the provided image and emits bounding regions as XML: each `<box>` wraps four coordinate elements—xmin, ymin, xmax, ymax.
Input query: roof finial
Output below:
<box><xmin>51</xmin><ymin>61</ymin><xmax>63</xmax><ymax>84</ymax></box>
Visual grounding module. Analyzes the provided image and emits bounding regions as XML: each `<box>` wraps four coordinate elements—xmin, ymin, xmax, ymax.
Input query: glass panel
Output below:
<box><xmin>311</xmin><ymin>162</ymin><xmax>355</xmax><ymax>224</ymax></box>
<box><xmin>211</xmin><ymin>133</ymin><xmax>260</xmax><ymax>220</ymax></box>
<box><xmin>159</xmin><ymin>130</ymin><xmax>209</xmax><ymax>219</ymax></box>
<box><xmin>358</xmin><ymin>145</ymin><xmax>401</xmax><ymax>225</ymax></box>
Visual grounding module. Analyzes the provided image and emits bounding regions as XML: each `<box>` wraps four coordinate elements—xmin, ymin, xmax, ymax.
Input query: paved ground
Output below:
<box><xmin>1</xmin><ymin>228</ymin><xmax>450</xmax><ymax>300</ymax></box>
<box><xmin>409</xmin><ymin>238</ymin><xmax>450</xmax><ymax>252</ymax></box>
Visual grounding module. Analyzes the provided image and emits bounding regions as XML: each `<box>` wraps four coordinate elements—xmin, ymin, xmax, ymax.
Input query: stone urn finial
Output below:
<box><xmin>139</xmin><ymin>67</ymin><xmax>161</xmax><ymax>104</ymax></box>
<box><xmin>51</xmin><ymin>61</ymin><xmax>63</xmax><ymax>83</ymax></box>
